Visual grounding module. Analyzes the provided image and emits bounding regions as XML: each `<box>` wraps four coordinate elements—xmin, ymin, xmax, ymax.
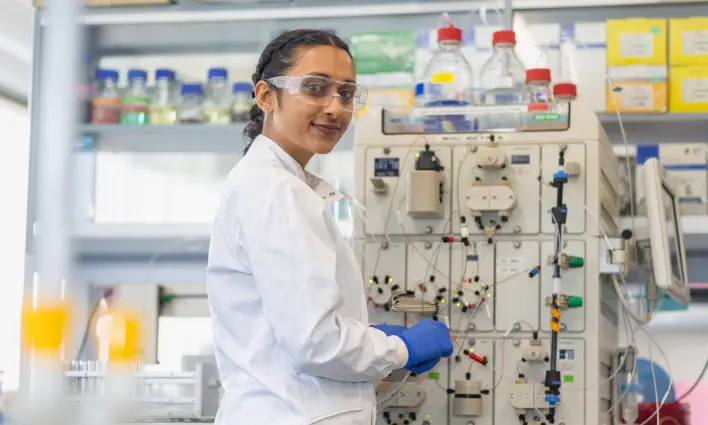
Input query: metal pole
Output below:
<box><xmin>29</xmin><ymin>0</ymin><xmax>82</xmax><ymax>394</ymax></box>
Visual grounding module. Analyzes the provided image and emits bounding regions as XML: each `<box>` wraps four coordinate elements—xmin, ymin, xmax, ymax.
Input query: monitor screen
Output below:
<box><xmin>662</xmin><ymin>182</ymin><xmax>684</xmax><ymax>284</ymax></box>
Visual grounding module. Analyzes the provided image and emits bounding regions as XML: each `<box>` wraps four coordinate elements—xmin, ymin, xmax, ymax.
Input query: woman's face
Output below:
<box><xmin>260</xmin><ymin>45</ymin><xmax>356</xmax><ymax>164</ymax></box>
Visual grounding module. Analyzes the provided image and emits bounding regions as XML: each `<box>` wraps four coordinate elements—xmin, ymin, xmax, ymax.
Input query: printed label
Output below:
<box><xmin>681</xmin><ymin>78</ymin><xmax>708</xmax><ymax>103</ymax></box>
<box><xmin>619</xmin><ymin>33</ymin><xmax>654</xmax><ymax>59</ymax></box>
<box><xmin>496</xmin><ymin>257</ymin><xmax>523</xmax><ymax>274</ymax></box>
<box><xmin>618</xmin><ymin>85</ymin><xmax>654</xmax><ymax>110</ymax></box>
<box><xmin>431</xmin><ymin>73</ymin><xmax>455</xmax><ymax>84</ymax></box>
<box><xmin>683</xmin><ymin>30</ymin><xmax>708</xmax><ymax>56</ymax></box>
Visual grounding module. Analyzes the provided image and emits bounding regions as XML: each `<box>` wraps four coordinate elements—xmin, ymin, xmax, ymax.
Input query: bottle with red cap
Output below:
<box><xmin>553</xmin><ymin>83</ymin><xmax>577</xmax><ymax>102</ymax></box>
<box><xmin>479</xmin><ymin>30</ymin><xmax>526</xmax><ymax>106</ymax></box>
<box><xmin>421</xmin><ymin>23</ymin><xmax>474</xmax><ymax>109</ymax></box>
<box><xmin>525</xmin><ymin>68</ymin><xmax>553</xmax><ymax>105</ymax></box>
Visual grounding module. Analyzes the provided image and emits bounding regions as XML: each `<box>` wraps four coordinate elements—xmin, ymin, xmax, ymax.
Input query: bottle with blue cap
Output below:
<box><xmin>92</xmin><ymin>68</ymin><xmax>120</xmax><ymax>124</ymax></box>
<box><xmin>120</xmin><ymin>68</ymin><xmax>151</xmax><ymax>125</ymax></box>
<box><xmin>203</xmin><ymin>67</ymin><xmax>231</xmax><ymax>124</ymax></box>
<box><xmin>179</xmin><ymin>83</ymin><xmax>204</xmax><ymax>124</ymax></box>
<box><xmin>150</xmin><ymin>68</ymin><xmax>178</xmax><ymax>125</ymax></box>
<box><xmin>231</xmin><ymin>82</ymin><xmax>254</xmax><ymax>122</ymax></box>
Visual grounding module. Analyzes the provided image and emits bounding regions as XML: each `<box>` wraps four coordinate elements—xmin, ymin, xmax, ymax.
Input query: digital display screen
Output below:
<box><xmin>511</xmin><ymin>155</ymin><xmax>530</xmax><ymax>165</ymax></box>
<box><xmin>374</xmin><ymin>158</ymin><xmax>400</xmax><ymax>177</ymax></box>
<box><xmin>662</xmin><ymin>182</ymin><xmax>684</xmax><ymax>284</ymax></box>
<box><xmin>559</xmin><ymin>349</ymin><xmax>575</xmax><ymax>360</ymax></box>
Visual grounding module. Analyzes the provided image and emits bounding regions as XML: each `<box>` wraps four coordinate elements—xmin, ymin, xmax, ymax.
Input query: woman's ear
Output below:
<box><xmin>254</xmin><ymin>80</ymin><xmax>272</xmax><ymax>114</ymax></box>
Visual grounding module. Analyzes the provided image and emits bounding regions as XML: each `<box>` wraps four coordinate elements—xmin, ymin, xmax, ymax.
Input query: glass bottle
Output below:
<box><xmin>203</xmin><ymin>67</ymin><xmax>231</xmax><ymax>124</ymax></box>
<box><xmin>230</xmin><ymin>82</ymin><xmax>253</xmax><ymax>123</ymax></box>
<box><xmin>150</xmin><ymin>68</ymin><xmax>178</xmax><ymax>125</ymax></box>
<box><xmin>179</xmin><ymin>83</ymin><xmax>204</xmax><ymax>124</ymax></box>
<box><xmin>120</xmin><ymin>69</ymin><xmax>151</xmax><ymax>125</ymax></box>
<box><xmin>91</xmin><ymin>69</ymin><xmax>120</xmax><ymax>124</ymax></box>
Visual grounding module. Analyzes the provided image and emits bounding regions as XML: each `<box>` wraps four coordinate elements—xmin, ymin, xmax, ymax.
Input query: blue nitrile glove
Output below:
<box><xmin>397</xmin><ymin>319</ymin><xmax>453</xmax><ymax>369</ymax></box>
<box><xmin>407</xmin><ymin>356</ymin><xmax>441</xmax><ymax>375</ymax></box>
<box><xmin>372</xmin><ymin>324</ymin><xmax>407</xmax><ymax>336</ymax></box>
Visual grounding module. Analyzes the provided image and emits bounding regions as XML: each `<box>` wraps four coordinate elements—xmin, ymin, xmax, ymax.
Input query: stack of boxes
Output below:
<box><xmin>605</xmin><ymin>18</ymin><xmax>668</xmax><ymax>113</ymax></box>
<box><xmin>669</xmin><ymin>17</ymin><xmax>708</xmax><ymax>113</ymax></box>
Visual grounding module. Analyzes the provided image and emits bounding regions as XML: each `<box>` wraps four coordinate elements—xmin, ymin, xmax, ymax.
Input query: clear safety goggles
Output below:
<box><xmin>267</xmin><ymin>75</ymin><xmax>368</xmax><ymax>112</ymax></box>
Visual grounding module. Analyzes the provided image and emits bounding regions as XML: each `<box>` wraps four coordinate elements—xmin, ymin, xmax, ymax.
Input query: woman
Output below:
<box><xmin>207</xmin><ymin>29</ymin><xmax>453</xmax><ymax>425</ymax></box>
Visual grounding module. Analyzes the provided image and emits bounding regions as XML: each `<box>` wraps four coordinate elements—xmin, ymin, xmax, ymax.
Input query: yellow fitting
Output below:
<box><xmin>22</xmin><ymin>302</ymin><xmax>69</xmax><ymax>354</ymax></box>
<box><xmin>107</xmin><ymin>309</ymin><xmax>143</xmax><ymax>363</ymax></box>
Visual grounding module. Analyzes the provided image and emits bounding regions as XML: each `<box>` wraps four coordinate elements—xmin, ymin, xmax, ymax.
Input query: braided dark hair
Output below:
<box><xmin>243</xmin><ymin>29</ymin><xmax>353</xmax><ymax>154</ymax></box>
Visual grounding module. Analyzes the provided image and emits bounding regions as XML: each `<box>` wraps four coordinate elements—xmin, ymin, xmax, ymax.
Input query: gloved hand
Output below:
<box><xmin>407</xmin><ymin>356</ymin><xmax>441</xmax><ymax>375</ymax></box>
<box><xmin>372</xmin><ymin>324</ymin><xmax>407</xmax><ymax>336</ymax></box>
<box><xmin>397</xmin><ymin>319</ymin><xmax>453</xmax><ymax>370</ymax></box>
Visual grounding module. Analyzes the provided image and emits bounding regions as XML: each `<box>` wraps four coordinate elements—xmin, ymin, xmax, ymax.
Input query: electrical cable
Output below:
<box><xmin>675</xmin><ymin>354</ymin><xmax>708</xmax><ymax>402</ymax></box>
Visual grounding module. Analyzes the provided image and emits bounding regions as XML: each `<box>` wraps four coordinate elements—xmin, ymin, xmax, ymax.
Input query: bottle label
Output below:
<box><xmin>431</xmin><ymin>73</ymin><xmax>455</xmax><ymax>84</ymax></box>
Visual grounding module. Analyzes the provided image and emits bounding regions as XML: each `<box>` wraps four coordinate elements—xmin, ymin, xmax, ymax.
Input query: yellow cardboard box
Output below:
<box><xmin>670</xmin><ymin>17</ymin><xmax>708</xmax><ymax>66</ymax></box>
<box><xmin>607</xmin><ymin>80</ymin><xmax>667</xmax><ymax>113</ymax></box>
<box><xmin>669</xmin><ymin>66</ymin><xmax>708</xmax><ymax>112</ymax></box>
<box><xmin>607</xmin><ymin>18</ymin><xmax>667</xmax><ymax>66</ymax></box>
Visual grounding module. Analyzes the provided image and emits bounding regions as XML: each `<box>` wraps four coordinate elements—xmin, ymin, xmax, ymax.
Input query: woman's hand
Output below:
<box><xmin>397</xmin><ymin>319</ymin><xmax>453</xmax><ymax>370</ymax></box>
<box><xmin>406</xmin><ymin>356</ymin><xmax>441</xmax><ymax>374</ymax></box>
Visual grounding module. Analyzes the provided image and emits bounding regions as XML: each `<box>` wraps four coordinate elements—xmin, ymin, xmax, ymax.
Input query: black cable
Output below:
<box><xmin>74</xmin><ymin>298</ymin><xmax>101</xmax><ymax>361</ymax></box>
<box><xmin>676</xmin><ymin>355</ymin><xmax>708</xmax><ymax>402</ymax></box>
<box><xmin>74</xmin><ymin>288</ymin><xmax>113</xmax><ymax>360</ymax></box>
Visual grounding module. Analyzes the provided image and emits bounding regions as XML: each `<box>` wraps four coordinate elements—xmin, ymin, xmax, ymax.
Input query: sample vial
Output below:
<box><xmin>91</xmin><ymin>69</ymin><xmax>120</xmax><ymax>124</ymax></box>
<box><xmin>179</xmin><ymin>83</ymin><xmax>204</xmax><ymax>124</ymax></box>
<box><xmin>230</xmin><ymin>82</ymin><xmax>253</xmax><ymax>122</ymax></box>
<box><xmin>150</xmin><ymin>68</ymin><xmax>178</xmax><ymax>125</ymax></box>
<box><xmin>203</xmin><ymin>67</ymin><xmax>231</xmax><ymax>124</ymax></box>
<box><xmin>120</xmin><ymin>69</ymin><xmax>151</xmax><ymax>125</ymax></box>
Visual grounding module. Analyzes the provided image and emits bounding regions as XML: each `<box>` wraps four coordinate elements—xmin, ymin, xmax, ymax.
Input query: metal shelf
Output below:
<box><xmin>82</xmin><ymin>123</ymin><xmax>355</xmax><ymax>153</ymax></box>
<box><xmin>73</xmin><ymin>222</ymin><xmax>211</xmax><ymax>258</ymax></box>
<box><xmin>81</xmin><ymin>123</ymin><xmax>247</xmax><ymax>153</ymax></box>
<box><xmin>597</xmin><ymin>112</ymin><xmax>708</xmax><ymax>144</ymax></box>
<box><xmin>619</xmin><ymin>216</ymin><xmax>708</xmax><ymax>253</ymax></box>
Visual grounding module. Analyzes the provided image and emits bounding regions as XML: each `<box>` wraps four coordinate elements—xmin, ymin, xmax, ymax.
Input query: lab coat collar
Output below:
<box><xmin>251</xmin><ymin>135</ymin><xmax>345</xmax><ymax>203</ymax></box>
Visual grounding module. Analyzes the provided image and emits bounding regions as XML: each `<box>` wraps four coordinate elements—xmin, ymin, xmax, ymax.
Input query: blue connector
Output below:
<box><xmin>545</xmin><ymin>394</ymin><xmax>561</xmax><ymax>406</ymax></box>
<box><xmin>553</xmin><ymin>170</ymin><xmax>568</xmax><ymax>180</ymax></box>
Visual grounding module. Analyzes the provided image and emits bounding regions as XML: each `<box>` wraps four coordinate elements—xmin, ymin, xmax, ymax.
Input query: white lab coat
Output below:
<box><xmin>207</xmin><ymin>135</ymin><xmax>407</xmax><ymax>425</ymax></box>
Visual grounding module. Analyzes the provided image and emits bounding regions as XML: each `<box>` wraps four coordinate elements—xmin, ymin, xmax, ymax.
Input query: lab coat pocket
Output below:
<box><xmin>293</xmin><ymin>373</ymin><xmax>364</xmax><ymax>424</ymax></box>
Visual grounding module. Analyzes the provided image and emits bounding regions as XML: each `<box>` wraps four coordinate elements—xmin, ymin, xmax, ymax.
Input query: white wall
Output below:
<box><xmin>0</xmin><ymin>0</ymin><xmax>33</xmax><ymax>101</ymax></box>
<box><xmin>0</xmin><ymin>97</ymin><xmax>30</xmax><ymax>390</ymax></box>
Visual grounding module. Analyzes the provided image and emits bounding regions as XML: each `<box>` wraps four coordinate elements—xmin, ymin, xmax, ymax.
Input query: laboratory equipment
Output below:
<box><xmin>352</xmin><ymin>97</ymin><xmax>689</xmax><ymax>425</ymax></box>
<box><xmin>230</xmin><ymin>82</ymin><xmax>253</xmax><ymax>122</ymax></box>
<box><xmin>120</xmin><ymin>69</ymin><xmax>151</xmax><ymax>125</ymax></box>
<box><xmin>553</xmin><ymin>83</ymin><xmax>577</xmax><ymax>102</ymax></box>
<box><xmin>613</xmin><ymin>346</ymin><xmax>639</xmax><ymax>424</ymax></box>
<box><xmin>149</xmin><ymin>68</ymin><xmax>178</xmax><ymax>125</ymax></box>
<box><xmin>641</xmin><ymin>157</ymin><xmax>690</xmax><ymax>303</ymax></box>
<box><xmin>63</xmin><ymin>360</ymin><xmax>220</xmax><ymax>422</ymax></box>
<box><xmin>179</xmin><ymin>83</ymin><xmax>204</xmax><ymax>124</ymax></box>
<box><xmin>92</xmin><ymin>69</ymin><xmax>120</xmax><ymax>124</ymax></box>
<box><xmin>203</xmin><ymin>67</ymin><xmax>231</xmax><ymax>124</ymax></box>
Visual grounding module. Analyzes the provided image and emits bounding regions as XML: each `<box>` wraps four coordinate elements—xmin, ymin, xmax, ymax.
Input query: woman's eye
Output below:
<box><xmin>339</xmin><ymin>89</ymin><xmax>355</xmax><ymax>100</ymax></box>
<box><xmin>303</xmin><ymin>83</ymin><xmax>327</xmax><ymax>95</ymax></box>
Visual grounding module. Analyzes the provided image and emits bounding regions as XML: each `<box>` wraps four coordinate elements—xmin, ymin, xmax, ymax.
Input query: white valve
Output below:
<box><xmin>475</xmin><ymin>146</ymin><xmax>506</xmax><ymax>169</ymax></box>
<box><xmin>369</xmin><ymin>284</ymin><xmax>392</xmax><ymax>305</ymax></box>
<box><xmin>466</xmin><ymin>185</ymin><xmax>516</xmax><ymax>212</ymax></box>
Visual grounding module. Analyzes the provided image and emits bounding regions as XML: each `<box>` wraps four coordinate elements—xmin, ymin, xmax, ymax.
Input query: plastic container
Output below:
<box><xmin>150</xmin><ymin>68</ymin><xmax>178</xmax><ymax>125</ymax></box>
<box><xmin>230</xmin><ymin>82</ymin><xmax>253</xmax><ymax>123</ymax></box>
<box><xmin>620</xmin><ymin>368</ymin><xmax>639</xmax><ymax>424</ymax></box>
<box><xmin>408</xmin><ymin>82</ymin><xmax>426</xmax><ymax>132</ymax></box>
<box><xmin>91</xmin><ymin>69</ymin><xmax>120</xmax><ymax>124</ymax></box>
<box><xmin>421</xmin><ymin>24</ymin><xmax>475</xmax><ymax>132</ymax></box>
<box><xmin>179</xmin><ymin>83</ymin><xmax>204</xmax><ymax>124</ymax></box>
<box><xmin>120</xmin><ymin>69</ymin><xmax>151</xmax><ymax>125</ymax></box>
<box><xmin>203</xmin><ymin>67</ymin><xmax>231</xmax><ymax>124</ymax></box>
<box><xmin>479</xmin><ymin>30</ymin><xmax>526</xmax><ymax>131</ymax></box>
<box><xmin>78</xmin><ymin>54</ymin><xmax>95</xmax><ymax>124</ymax></box>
